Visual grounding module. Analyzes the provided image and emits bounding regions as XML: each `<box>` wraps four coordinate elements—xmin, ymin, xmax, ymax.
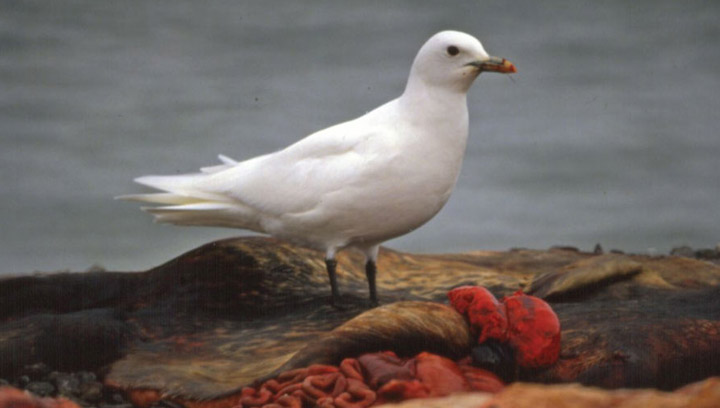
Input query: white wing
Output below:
<box><xmin>119</xmin><ymin>99</ymin><xmax>402</xmax><ymax>230</ymax></box>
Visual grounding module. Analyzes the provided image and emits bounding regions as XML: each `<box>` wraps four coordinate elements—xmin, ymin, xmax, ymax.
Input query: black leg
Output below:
<box><xmin>325</xmin><ymin>258</ymin><xmax>339</xmax><ymax>305</ymax></box>
<box><xmin>365</xmin><ymin>259</ymin><xmax>378</xmax><ymax>305</ymax></box>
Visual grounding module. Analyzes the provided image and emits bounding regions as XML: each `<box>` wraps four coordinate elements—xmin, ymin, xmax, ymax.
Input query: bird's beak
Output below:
<box><xmin>466</xmin><ymin>56</ymin><xmax>517</xmax><ymax>74</ymax></box>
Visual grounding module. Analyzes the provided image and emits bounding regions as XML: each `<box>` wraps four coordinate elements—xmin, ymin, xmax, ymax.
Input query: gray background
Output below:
<box><xmin>1</xmin><ymin>0</ymin><xmax>718</xmax><ymax>275</ymax></box>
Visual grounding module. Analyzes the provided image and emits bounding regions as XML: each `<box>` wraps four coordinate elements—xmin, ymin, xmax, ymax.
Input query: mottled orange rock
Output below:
<box><xmin>375</xmin><ymin>377</ymin><xmax>720</xmax><ymax>408</ymax></box>
<box><xmin>0</xmin><ymin>386</ymin><xmax>81</xmax><ymax>408</ymax></box>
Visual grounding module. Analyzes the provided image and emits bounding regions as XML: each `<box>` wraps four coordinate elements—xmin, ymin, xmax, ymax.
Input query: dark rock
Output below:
<box><xmin>100</xmin><ymin>404</ymin><xmax>135</xmax><ymax>408</ymax></box>
<box><xmin>16</xmin><ymin>375</ymin><xmax>30</xmax><ymax>388</ymax></box>
<box><xmin>76</xmin><ymin>371</ymin><xmax>97</xmax><ymax>384</ymax></box>
<box><xmin>149</xmin><ymin>400</ymin><xmax>186</xmax><ymax>408</ymax></box>
<box><xmin>695</xmin><ymin>248</ymin><xmax>720</xmax><ymax>260</ymax></box>
<box><xmin>25</xmin><ymin>381</ymin><xmax>55</xmax><ymax>397</ymax></box>
<box><xmin>21</xmin><ymin>363</ymin><xmax>51</xmax><ymax>380</ymax></box>
<box><xmin>52</xmin><ymin>372</ymin><xmax>81</xmax><ymax>396</ymax></box>
<box><xmin>670</xmin><ymin>245</ymin><xmax>694</xmax><ymax>257</ymax></box>
<box><xmin>78</xmin><ymin>381</ymin><xmax>104</xmax><ymax>403</ymax></box>
<box><xmin>550</xmin><ymin>245</ymin><xmax>579</xmax><ymax>252</ymax></box>
<box><xmin>110</xmin><ymin>393</ymin><xmax>126</xmax><ymax>404</ymax></box>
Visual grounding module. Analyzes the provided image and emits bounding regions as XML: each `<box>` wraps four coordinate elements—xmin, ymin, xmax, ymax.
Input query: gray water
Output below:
<box><xmin>1</xmin><ymin>0</ymin><xmax>718</xmax><ymax>275</ymax></box>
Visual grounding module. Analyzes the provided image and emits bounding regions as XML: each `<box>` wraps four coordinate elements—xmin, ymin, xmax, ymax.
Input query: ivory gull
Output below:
<box><xmin>119</xmin><ymin>30</ymin><xmax>516</xmax><ymax>305</ymax></box>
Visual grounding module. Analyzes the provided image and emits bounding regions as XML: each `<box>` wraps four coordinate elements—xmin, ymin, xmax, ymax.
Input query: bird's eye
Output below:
<box><xmin>447</xmin><ymin>46</ymin><xmax>459</xmax><ymax>56</ymax></box>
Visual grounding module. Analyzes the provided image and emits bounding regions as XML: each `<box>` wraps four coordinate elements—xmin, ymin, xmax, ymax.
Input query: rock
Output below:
<box><xmin>25</xmin><ymin>381</ymin><xmax>56</xmax><ymax>397</ymax></box>
<box><xmin>526</xmin><ymin>254</ymin><xmax>643</xmax><ymax>300</ymax></box>
<box><xmin>550</xmin><ymin>246</ymin><xmax>580</xmax><ymax>252</ymax></box>
<box><xmin>2</xmin><ymin>237</ymin><xmax>720</xmax><ymax>402</ymax></box>
<box><xmin>76</xmin><ymin>371</ymin><xmax>96</xmax><ymax>384</ymax></box>
<box><xmin>267</xmin><ymin>301</ymin><xmax>473</xmax><ymax>379</ymax></box>
<box><xmin>100</xmin><ymin>404</ymin><xmax>134</xmax><ymax>408</ymax></box>
<box><xmin>78</xmin><ymin>381</ymin><xmax>104</xmax><ymax>403</ymax></box>
<box><xmin>22</xmin><ymin>363</ymin><xmax>52</xmax><ymax>380</ymax></box>
<box><xmin>375</xmin><ymin>377</ymin><xmax>720</xmax><ymax>407</ymax></box>
<box><xmin>695</xmin><ymin>248</ymin><xmax>720</xmax><ymax>260</ymax></box>
<box><xmin>376</xmin><ymin>392</ymin><xmax>493</xmax><ymax>408</ymax></box>
<box><xmin>0</xmin><ymin>386</ymin><xmax>82</xmax><ymax>408</ymax></box>
<box><xmin>16</xmin><ymin>375</ymin><xmax>30</xmax><ymax>388</ymax></box>
<box><xmin>110</xmin><ymin>393</ymin><xmax>126</xmax><ymax>404</ymax></box>
<box><xmin>51</xmin><ymin>372</ymin><xmax>80</xmax><ymax>396</ymax></box>
<box><xmin>671</xmin><ymin>245</ymin><xmax>695</xmax><ymax>257</ymax></box>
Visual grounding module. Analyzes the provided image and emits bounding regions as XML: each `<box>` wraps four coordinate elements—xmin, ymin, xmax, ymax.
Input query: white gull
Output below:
<box><xmin>118</xmin><ymin>30</ymin><xmax>516</xmax><ymax>305</ymax></box>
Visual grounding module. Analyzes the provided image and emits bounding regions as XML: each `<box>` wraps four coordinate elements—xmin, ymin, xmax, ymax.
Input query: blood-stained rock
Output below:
<box><xmin>0</xmin><ymin>237</ymin><xmax>718</xmax><ymax>403</ymax></box>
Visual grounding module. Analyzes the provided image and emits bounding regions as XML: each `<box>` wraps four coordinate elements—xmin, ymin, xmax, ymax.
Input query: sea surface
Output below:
<box><xmin>1</xmin><ymin>0</ymin><xmax>718</xmax><ymax>275</ymax></box>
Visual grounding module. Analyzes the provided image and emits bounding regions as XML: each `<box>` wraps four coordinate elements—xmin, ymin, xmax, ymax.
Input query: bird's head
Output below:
<box><xmin>408</xmin><ymin>30</ymin><xmax>516</xmax><ymax>93</ymax></box>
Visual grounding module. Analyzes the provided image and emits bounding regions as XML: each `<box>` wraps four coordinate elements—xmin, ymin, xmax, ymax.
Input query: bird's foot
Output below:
<box><xmin>327</xmin><ymin>295</ymin><xmax>379</xmax><ymax>311</ymax></box>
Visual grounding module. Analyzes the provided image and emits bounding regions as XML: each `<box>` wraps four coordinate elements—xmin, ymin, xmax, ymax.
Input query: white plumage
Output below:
<box><xmin>119</xmin><ymin>30</ymin><xmax>516</xmax><ymax>305</ymax></box>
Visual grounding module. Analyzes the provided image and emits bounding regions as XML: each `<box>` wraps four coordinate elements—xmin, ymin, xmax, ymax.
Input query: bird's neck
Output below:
<box><xmin>395</xmin><ymin>78</ymin><xmax>470</xmax><ymax>172</ymax></box>
<box><xmin>400</xmin><ymin>76</ymin><xmax>469</xmax><ymax>116</ymax></box>
<box><xmin>398</xmin><ymin>79</ymin><xmax>469</xmax><ymax>131</ymax></box>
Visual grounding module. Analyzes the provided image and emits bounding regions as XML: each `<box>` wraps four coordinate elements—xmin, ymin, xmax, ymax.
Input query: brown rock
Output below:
<box><xmin>375</xmin><ymin>377</ymin><xmax>720</xmax><ymax>408</ymax></box>
<box><xmin>1</xmin><ymin>237</ymin><xmax>719</xmax><ymax>401</ymax></box>
<box><xmin>0</xmin><ymin>386</ymin><xmax>82</xmax><ymax>408</ymax></box>
<box><xmin>526</xmin><ymin>254</ymin><xmax>643</xmax><ymax>300</ymax></box>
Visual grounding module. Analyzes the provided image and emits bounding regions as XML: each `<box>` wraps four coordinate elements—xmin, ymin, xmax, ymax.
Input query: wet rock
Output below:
<box><xmin>110</xmin><ymin>393</ymin><xmax>126</xmax><ymax>404</ymax></box>
<box><xmin>76</xmin><ymin>371</ymin><xmax>96</xmax><ymax>384</ymax></box>
<box><xmin>78</xmin><ymin>381</ymin><xmax>104</xmax><ymax>403</ymax></box>
<box><xmin>26</xmin><ymin>381</ymin><xmax>56</xmax><ymax>397</ymax></box>
<box><xmin>100</xmin><ymin>404</ymin><xmax>134</xmax><ymax>408</ymax></box>
<box><xmin>147</xmin><ymin>399</ymin><xmax>186</xmax><ymax>408</ymax></box>
<box><xmin>22</xmin><ymin>363</ymin><xmax>52</xmax><ymax>381</ymax></box>
<box><xmin>16</xmin><ymin>375</ymin><xmax>31</xmax><ymax>388</ymax></box>
<box><xmin>51</xmin><ymin>372</ymin><xmax>81</xmax><ymax>396</ymax></box>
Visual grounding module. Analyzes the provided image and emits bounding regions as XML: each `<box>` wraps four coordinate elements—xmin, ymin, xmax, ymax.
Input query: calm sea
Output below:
<box><xmin>1</xmin><ymin>0</ymin><xmax>718</xmax><ymax>275</ymax></box>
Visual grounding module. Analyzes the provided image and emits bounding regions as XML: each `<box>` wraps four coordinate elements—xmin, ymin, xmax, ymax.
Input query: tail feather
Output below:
<box><xmin>201</xmin><ymin>154</ymin><xmax>239</xmax><ymax>174</ymax></box>
<box><xmin>119</xmin><ymin>154</ymin><xmax>263</xmax><ymax>230</ymax></box>
<box><xmin>115</xmin><ymin>193</ymin><xmax>202</xmax><ymax>205</ymax></box>
<box><xmin>142</xmin><ymin>202</ymin><xmax>258</xmax><ymax>229</ymax></box>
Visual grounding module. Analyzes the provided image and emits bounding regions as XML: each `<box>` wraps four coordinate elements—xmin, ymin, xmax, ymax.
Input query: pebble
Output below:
<box><xmin>25</xmin><ymin>381</ymin><xmax>55</xmax><ymax>397</ymax></box>
<box><xmin>22</xmin><ymin>363</ymin><xmax>51</xmax><ymax>380</ymax></box>
<box><xmin>79</xmin><ymin>381</ymin><xmax>104</xmax><ymax>403</ymax></box>
<box><xmin>16</xmin><ymin>375</ymin><xmax>31</xmax><ymax>388</ymax></box>
<box><xmin>52</xmin><ymin>372</ymin><xmax>81</xmax><ymax>395</ymax></box>
<box><xmin>1</xmin><ymin>364</ymin><xmax>134</xmax><ymax>407</ymax></box>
